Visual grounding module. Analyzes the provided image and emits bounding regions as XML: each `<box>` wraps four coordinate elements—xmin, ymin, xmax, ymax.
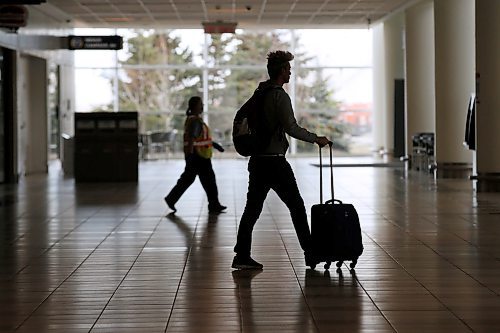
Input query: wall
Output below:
<box><xmin>17</xmin><ymin>54</ymin><xmax>48</xmax><ymax>175</ymax></box>
<box><xmin>0</xmin><ymin>8</ymin><xmax>76</xmax><ymax>179</ymax></box>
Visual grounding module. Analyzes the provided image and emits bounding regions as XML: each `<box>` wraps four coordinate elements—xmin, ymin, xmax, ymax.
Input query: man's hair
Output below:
<box><xmin>267</xmin><ymin>50</ymin><xmax>294</xmax><ymax>79</ymax></box>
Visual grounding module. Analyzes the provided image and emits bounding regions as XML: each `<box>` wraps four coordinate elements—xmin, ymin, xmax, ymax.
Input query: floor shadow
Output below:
<box><xmin>303</xmin><ymin>267</ymin><xmax>362</xmax><ymax>331</ymax></box>
<box><xmin>232</xmin><ymin>269</ymin><xmax>263</xmax><ymax>332</ymax></box>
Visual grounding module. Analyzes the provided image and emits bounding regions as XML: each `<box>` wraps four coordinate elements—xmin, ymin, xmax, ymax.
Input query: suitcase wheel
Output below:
<box><xmin>324</xmin><ymin>261</ymin><xmax>331</xmax><ymax>270</ymax></box>
<box><xmin>350</xmin><ymin>259</ymin><xmax>358</xmax><ymax>269</ymax></box>
<box><xmin>336</xmin><ymin>261</ymin><xmax>343</xmax><ymax>268</ymax></box>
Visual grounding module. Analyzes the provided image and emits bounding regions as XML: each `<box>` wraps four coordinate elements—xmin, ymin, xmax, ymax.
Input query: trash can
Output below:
<box><xmin>74</xmin><ymin>112</ymin><xmax>138</xmax><ymax>182</ymax></box>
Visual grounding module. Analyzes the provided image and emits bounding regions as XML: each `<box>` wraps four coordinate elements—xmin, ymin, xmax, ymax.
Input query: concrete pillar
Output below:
<box><xmin>17</xmin><ymin>54</ymin><xmax>48</xmax><ymax>175</ymax></box>
<box><xmin>434</xmin><ymin>0</ymin><xmax>475</xmax><ymax>178</ymax></box>
<box><xmin>372</xmin><ymin>24</ymin><xmax>385</xmax><ymax>154</ymax></box>
<box><xmin>405</xmin><ymin>0</ymin><xmax>435</xmax><ymax>161</ymax></box>
<box><xmin>383</xmin><ymin>14</ymin><xmax>405</xmax><ymax>157</ymax></box>
<box><xmin>372</xmin><ymin>13</ymin><xmax>405</xmax><ymax>157</ymax></box>
<box><xmin>475</xmin><ymin>0</ymin><xmax>500</xmax><ymax>191</ymax></box>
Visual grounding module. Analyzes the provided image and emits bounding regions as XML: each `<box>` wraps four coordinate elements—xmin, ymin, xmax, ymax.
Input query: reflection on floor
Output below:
<box><xmin>1</xmin><ymin>158</ymin><xmax>500</xmax><ymax>332</ymax></box>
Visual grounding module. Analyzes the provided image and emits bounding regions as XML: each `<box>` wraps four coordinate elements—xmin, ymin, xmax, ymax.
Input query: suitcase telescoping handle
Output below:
<box><xmin>319</xmin><ymin>143</ymin><xmax>339</xmax><ymax>204</ymax></box>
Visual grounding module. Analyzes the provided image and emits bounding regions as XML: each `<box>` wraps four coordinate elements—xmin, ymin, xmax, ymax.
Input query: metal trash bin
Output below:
<box><xmin>74</xmin><ymin>112</ymin><xmax>138</xmax><ymax>182</ymax></box>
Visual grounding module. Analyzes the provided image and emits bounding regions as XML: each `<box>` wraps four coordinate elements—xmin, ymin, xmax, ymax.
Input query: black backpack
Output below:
<box><xmin>232</xmin><ymin>86</ymin><xmax>279</xmax><ymax>157</ymax></box>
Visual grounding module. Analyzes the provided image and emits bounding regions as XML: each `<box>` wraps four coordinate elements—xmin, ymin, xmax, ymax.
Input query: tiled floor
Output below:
<box><xmin>1</xmin><ymin>157</ymin><xmax>500</xmax><ymax>333</ymax></box>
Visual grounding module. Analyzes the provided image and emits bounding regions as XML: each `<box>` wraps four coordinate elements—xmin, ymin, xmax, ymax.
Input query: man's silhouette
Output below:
<box><xmin>232</xmin><ymin>50</ymin><xmax>331</xmax><ymax>270</ymax></box>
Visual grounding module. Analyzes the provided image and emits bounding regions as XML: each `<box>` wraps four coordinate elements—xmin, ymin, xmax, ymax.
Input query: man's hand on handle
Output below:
<box><xmin>315</xmin><ymin>136</ymin><xmax>332</xmax><ymax>148</ymax></box>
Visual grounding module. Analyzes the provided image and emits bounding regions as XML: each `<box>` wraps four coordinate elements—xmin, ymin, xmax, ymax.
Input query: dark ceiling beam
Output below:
<box><xmin>0</xmin><ymin>0</ymin><xmax>46</xmax><ymax>5</ymax></box>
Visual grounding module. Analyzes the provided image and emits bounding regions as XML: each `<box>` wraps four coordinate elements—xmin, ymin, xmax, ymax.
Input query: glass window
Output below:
<box><xmin>117</xmin><ymin>68</ymin><xmax>203</xmax><ymax>134</ymax></box>
<box><xmin>295</xmin><ymin>67</ymin><xmax>372</xmax><ymax>154</ymax></box>
<box><xmin>206</xmin><ymin>29</ymin><xmax>292</xmax><ymax>67</ymax></box>
<box><xmin>120</xmin><ymin>29</ymin><xmax>204</xmax><ymax>65</ymax></box>
<box><xmin>206</xmin><ymin>68</ymin><xmax>268</xmax><ymax>152</ymax></box>
<box><xmin>295</xmin><ymin>29</ymin><xmax>372</xmax><ymax>67</ymax></box>
<box><xmin>72</xmin><ymin>28</ymin><xmax>373</xmax><ymax>157</ymax></box>
<box><xmin>74</xmin><ymin>68</ymin><xmax>115</xmax><ymax>112</ymax></box>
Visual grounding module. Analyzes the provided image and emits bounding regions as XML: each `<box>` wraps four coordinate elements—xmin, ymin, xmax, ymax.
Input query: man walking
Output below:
<box><xmin>232</xmin><ymin>50</ymin><xmax>331</xmax><ymax>270</ymax></box>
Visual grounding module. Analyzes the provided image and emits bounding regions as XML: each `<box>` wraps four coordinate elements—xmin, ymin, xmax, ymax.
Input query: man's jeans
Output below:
<box><xmin>234</xmin><ymin>156</ymin><xmax>312</xmax><ymax>257</ymax></box>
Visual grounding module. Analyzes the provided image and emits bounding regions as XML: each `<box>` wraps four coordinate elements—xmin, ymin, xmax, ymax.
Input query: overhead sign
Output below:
<box><xmin>202</xmin><ymin>21</ymin><xmax>237</xmax><ymax>34</ymax></box>
<box><xmin>68</xmin><ymin>35</ymin><xmax>123</xmax><ymax>50</ymax></box>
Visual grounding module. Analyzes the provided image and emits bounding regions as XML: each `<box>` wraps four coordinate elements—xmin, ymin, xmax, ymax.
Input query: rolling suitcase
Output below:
<box><xmin>310</xmin><ymin>145</ymin><xmax>363</xmax><ymax>270</ymax></box>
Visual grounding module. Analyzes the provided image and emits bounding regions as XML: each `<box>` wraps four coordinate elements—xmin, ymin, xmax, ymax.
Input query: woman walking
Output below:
<box><xmin>164</xmin><ymin>96</ymin><xmax>226</xmax><ymax>214</ymax></box>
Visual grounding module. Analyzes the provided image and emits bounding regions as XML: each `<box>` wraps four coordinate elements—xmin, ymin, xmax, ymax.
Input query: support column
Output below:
<box><xmin>383</xmin><ymin>14</ymin><xmax>405</xmax><ymax>158</ymax></box>
<box><xmin>475</xmin><ymin>0</ymin><xmax>500</xmax><ymax>191</ymax></box>
<box><xmin>372</xmin><ymin>24</ymin><xmax>385</xmax><ymax>154</ymax></box>
<box><xmin>405</xmin><ymin>1</ymin><xmax>435</xmax><ymax>164</ymax></box>
<box><xmin>434</xmin><ymin>0</ymin><xmax>475</xmax><ymax>178</ymax></box>
<box><xmin>372</xmin><ymin>13</ymin><xmax>405</xmax><ymax>158</ymax></box>
<box><xmin>17</xmin><ymin>54</ymin><xmax>48</xmax><ymax>175</ymax></box>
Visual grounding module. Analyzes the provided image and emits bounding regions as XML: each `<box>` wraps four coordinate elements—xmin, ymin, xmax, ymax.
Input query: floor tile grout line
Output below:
<box><xmin>11</xmin><ymin>185</ymin><xmax>136</xmax><ymax>278</ymax></box>
<box><xmin>163</xmin><ymin>204</ymin><xmax>203</xmax><ymax>333</ymax></box>
<box><xmin>269</xmin><ymin>206</ymin><xmax>321</xmax><ymax>333</ymax></box>
<box><xmin>4</xmin><ymin>216</ymin><xmax>50</xmax><ymax>270</ymax></box>
<box><xmin>269</xmin><ymin>197</ymin><xmax>396</xmax><ymax>332</ymax></box>
<box><xmin>6</xmin><ymin>216</ymin><xmax>52</xmax><ymax>247</ymax></box>
<box><xmin>419</xmin><ymin>214</ymin><xmax>500</xmax><ymax>296</ymax></box>
<box><xmin>234</xmin><ymin>269</ymin><xmax>244</xmax><ymax>333</ymax></box>
<box><xmin>233</xmin><ymin>176</ymin><xmax>250</xmax><ymax>333</ymax></box>
<box><xmin>348</xmin><ymin>231</ymin><xmax>402</xmax><ymax>332</ymax></box>
<box><xmin>88</xmin><ymin>216</ymin><xmax>165</xmax><ymax>333</ymax></box>
<box><xmin>4</xmin><ymin>159</ymin><xmax>500</xmax><ymax>332</ymax></box>
<box><xmin>385</xmin><ymin>214</ymin><xmax>500</xmax><ymax>297</ymax></box>
<box><xmin>363</xmin><ymin>229</ymin><xmax>475</xmax><ymax>332</ymax></box>
<box><xmin>341</xmin><ymin>261</ymin><xmax>399</xmax><ymax>333</ymax></box>
<box><xmin>13</xmin><ymin>213</ymin><xmax>98</xmax><ymax>276</ymax></box>
<box><xmin>13</xmin><ymin>214</ymin><xmax>132</xmax><ymax>332</ymax></box>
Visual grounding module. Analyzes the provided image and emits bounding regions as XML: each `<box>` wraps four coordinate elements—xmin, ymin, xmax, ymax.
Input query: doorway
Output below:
<box><xmin>0</xmin><ymin>47</ymin><xmax>16</xmax><ymax>184</ymax></box>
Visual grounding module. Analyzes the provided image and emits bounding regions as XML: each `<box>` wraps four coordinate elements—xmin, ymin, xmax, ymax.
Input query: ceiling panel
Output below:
<box><xmin>31</xmin><ymin>0</ymin><xmax>417</xmax><ymax>29</ymax></box>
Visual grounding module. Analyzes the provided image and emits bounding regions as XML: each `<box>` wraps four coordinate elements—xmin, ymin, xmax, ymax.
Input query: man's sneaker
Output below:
<box><xmin>209</xmin><ymin>204</ymin><xmax>227</xmax><ymax>214</ymax></box>
<box><xmin>164</xmin><ymin>197</ymin><xmax>177</xmax><ymax>213</ymax></box>
<box><xmin>231</xmin><ymin>255</ymin><xmax>263</xmax><ymax>270</ymax></box>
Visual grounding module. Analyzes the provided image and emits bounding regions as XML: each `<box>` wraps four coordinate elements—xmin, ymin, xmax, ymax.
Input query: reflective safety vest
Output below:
<box><xmin>184</xmin><ymin>115</ymin><xmax>213</xmax><ymax>159</ymax></box>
